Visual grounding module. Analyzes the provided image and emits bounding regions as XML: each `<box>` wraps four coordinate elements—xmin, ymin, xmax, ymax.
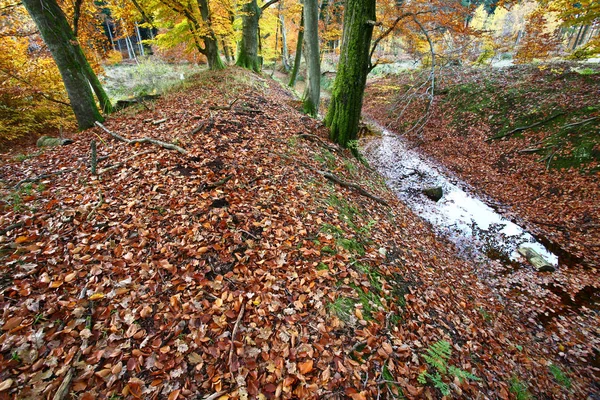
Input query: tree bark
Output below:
<box><xmin>236</xmin><ymin>0</ymin><xmax>261</xmax><ymax>72</ymax></box>
<box><xmin>288</xmin><ymin>10</ymin><xmax>304</xmax><ymax>87</ymax></box>
<box><xmin>278</xmin><ymin>1</ymin><xmax>290</xmax><ymax>71</ymax></box>
<box><xmin>302</xmin><ymin>0</ymin><xmax>321</xmax><ymax>116</ymax></box>
<box><xmin>197</xmin><ymin>0</ymin><xmax>225</xmax><ymax>70</ymax></box>
<box><xmin>325</xmin><ymin>0</ymin><xmax>375</xmax><ymax>147</ymax></box>
<box><xmin>22</xmin><ymin>0</ymin><xmax>104</xmax><ymax>130</ymax></box>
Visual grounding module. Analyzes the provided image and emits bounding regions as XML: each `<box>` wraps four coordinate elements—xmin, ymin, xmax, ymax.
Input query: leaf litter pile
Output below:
<box><xmin>0</xmin><ymin>67</ymin><xmax>597</xmax><ymax>399</ymax></box>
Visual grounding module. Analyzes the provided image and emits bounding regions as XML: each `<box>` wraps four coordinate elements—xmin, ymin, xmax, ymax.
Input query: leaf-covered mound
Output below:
<box><xmin>0</xmin><ymin>67</ymin><xmax>597</xmax><ymax>399</ymax></box>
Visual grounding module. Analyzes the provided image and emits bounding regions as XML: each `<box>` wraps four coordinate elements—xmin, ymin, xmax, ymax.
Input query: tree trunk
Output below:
<box><xmin>22</xmin><ymin>0</ymin><xmax>104</xmax><ymax>130</ymax></box>
<box><xmin>572</xmin><ymin>25</ymin><xmax>584</xmax><ymax>50</ymax></box>
<box><xmin>197</xmin><ymin>0</ymin><xmax>225</xmax><ymax>70</ymax></box>
<box><xmin>278</xmin><ymin>1</ymin><xmax>290</xmax><ymax>71</ymax></box>
<box><xmin>236</xmin><ymin>0</ymin><xmax>261</xmax><ymax>72</ymax></box>
<box><xmin>325</xmin><ymin>0</ymin><xmax>375</xmax><ymax>147</ymax></box>
<box><xmin>289</xmin><ymin>10</ymin><xmax>304</xmax><ymax>87</ymax></box>
<box><xmin>302</xmin><ymin>0</ymin><xmax>320</xmax><ymax>116</ymax></box>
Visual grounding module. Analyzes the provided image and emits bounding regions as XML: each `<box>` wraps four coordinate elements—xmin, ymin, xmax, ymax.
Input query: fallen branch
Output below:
<box><xmin>0</xmin><ymin>221</ymin><xmax>24</xmax><ymax>236</ymax></box>
<box><xmin>322</xmin><ymin>172</ymin><xmax>390</xmax><ymax>206</ymax></box>
<box><xmin>202</xmin><ymin>392</ymin><xmax>226</xmax><ymax>400</ymax></box>
<box><xmin>277</xmin><ymin>152</ymin><xmax>389</xmax><ymax>206</ymax></box>
<box><xmin>487</xmin><ymin>112</ymin><xmax>565</xmax><ymax>142</ymax></box>
<box><xmin>209</xmin><ymin>98</ymin><xmax>239</xmax><ymax>111</ymax></box>
<box><xmin>52</xmin><ymin>367</ymin><xmax>74</xmax><ymax>400</ymax></box>
<box><xmin>228</xmin><ymin>301</ymin><xmax>246</xmax><ymax>375</ymax></box>
<box><xmin>152</xmin><ymin>118</ymin><xmax>167</xmax><ymax>125</ymax></box>
<box><xmin>297</xmin><ymin>133</ymin><xmax>343</xmax><ymax>154</ymax></box>
<box><xmin>14</xmin><ymin>169</ymin><xmax>76</xmax><ymax>189</ymax></box>
<box><xmin>86</xmin><ymin>189</ymin><xmax>104</xmax><ymax>221</ymax></box>
<box><xmin>562</xmin><ymin>116</ymin><xmax>598</xmax><ymax>129</ymax></box>
<box><xmin>95</xmin><ymin>121</ymin><xmax>188</xmax><ymax>155</ymax></box>
<box><xmin>202</xmin><ymin>175</ymin><xmax>232</xmax><ymax>191</ymax></box>
<box><xmin>98</xmin><ymin>150</ymin><xmax>154</xmax><ymax>175</ymax></box>
<box><xmin>90</xmin><ymin>140</ymin><xmax>97</xmax><ymax>175</ymax></box>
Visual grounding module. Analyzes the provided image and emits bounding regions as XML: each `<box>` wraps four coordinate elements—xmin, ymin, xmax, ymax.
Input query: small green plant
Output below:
<box><xmin>33</xmin><ymin>313</ymin><xmax>46</xmax><ymax>325</ymax></box>
<box><xmin>549</xmin><ymin>364</ymin><xmax>571</xmax><ymax>389</ymax></box>
<box><xmin>328</xmin><ymin>296</ymin><xmax>355</xmax><ymax>322</ymax></box>
<box><xmin>316</xmin><ymin>262</ymin><xmax>329</xmax><ymax>271</ymax></box>
<box><xmin>576</xmin><ymin>67</ymin><xmax>597</xmax><ymax>75</ymax></box>
<box><xmin>382</xmin><ymin>364</ymin><xmax>404</xmax><ymax>398</ymax></box>
<box><xmin>418</xmin><ymin>340</ymin><xmax>480</xmax><ymax>396</ymax></box>
<box><xmin>14</xmin><ymin>151</ymin><xmax>41</xmax><ymax>162</ymax></box>
<box><xmin>343</xmin><ymin>159</ymin><xmax>357</xmax><ymax>175</ymax></box>
<box><xmin>11</xmin><ymin>352</ymin><xmax>21</xmax><ymax>363</ymax></box>
<box><xmin>314</xmin><ymin>149</ymin><xmax>337</xmax><ymax>170</ymax></box>
<box><xmin>337</xmin><ymin>237</ymin><xmax>365</xmax><ymax>256</ymax></box>
<box><xmin>509</xmin><ymin>376</ymin><xmax>533</xmax><ymax>400</ymax></box>
<box><xmin>478</xmin><ymin>307</ymin><xmax>492</xmax><ymax>322</ymax></box>
<box><xmin>320</xmin><ymin>223</ymin><xmax>345</xmax><ymax>238</ymax></box>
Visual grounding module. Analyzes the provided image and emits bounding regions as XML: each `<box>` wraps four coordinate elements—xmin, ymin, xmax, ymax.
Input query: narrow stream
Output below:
<box><xmin>362</xmin><ymin>125</ymin><xmax>559</xmax><ymax>269</ymax></box>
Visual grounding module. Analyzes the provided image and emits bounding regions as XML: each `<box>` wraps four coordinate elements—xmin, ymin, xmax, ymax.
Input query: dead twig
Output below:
<box><xmin>562</xmin><ymin>116</ymin><xmax>598</xmax><ymax>129</ymax></box>
<box><xmin>228</xmin><ymin>301</ymin><xmax>246</xmax><ymax>375</ymax></box>
<box><xmin>14</xmin><ymin>169</ymin><xmax>76</xmax><ymax>189</ymax></box>
<box><xmin>97</xmin><ymin>150</ymin><xmax>154</xmax><ymax>175</ymax></box>
<box><xmin>322</xmin><ymin>172</ymin><xmax>390</xmax><ymax>206</ymax></box>
<box><xmin>297</xmin><ymin>133</ymin><xmax>344</xmax><ymax>154</ymax></box>
<box><xmin>152</xmin><ymin>118</ymin><xmax>167</xmax><ymax>125</ymax></box>
<box><xmin>0</xmin><ymin>221</ymin><xmax>25</xmax><ymax>235</ymax></box>
<box><xmin>487</xmin><ymin>112</ymin><xmax>565</xmax><ymax>142</ymax></box>
<box><xmin>52</xmin><ymin>367</ymin><xmax>74</xmax><ymax>400</ymax></box>
<box><xmin>95</xmin><ymin>121</ymin><xmax>188</xmax><ymax>155</ymax></box>
<box><xmin>209</xmin><ymin>98</ymin><xmax>239</xmax><ymax>111</ymax></box>
<box><xmin>202</xmin><ymin>175</ymin><xmax>232</xmax><ymax>191</ymax></box>
<box><xmin>86</xmin><ymin>189</ymin><xmax>104</xmax><ymax>221</ymax></box>
<box><xmin>202</xmin><ymin>392</ymin><xmax>226</xmax><ymax>400</ymax></box>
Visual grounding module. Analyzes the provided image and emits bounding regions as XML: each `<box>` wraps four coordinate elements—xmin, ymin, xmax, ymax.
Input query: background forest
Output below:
<box><xmin>0</xmin><ymin>0</ymin><xmax>598</xmax><ymax>146</ymax></box>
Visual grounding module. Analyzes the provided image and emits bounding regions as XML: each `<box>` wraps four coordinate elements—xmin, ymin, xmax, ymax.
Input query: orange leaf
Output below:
<box><xmin>298</xmin><ymin>359</ymin><xmax>313</xmax><ymax>374</ymax></box>
<box><xmin>168</xmin><ymin>389</ymin><xmax>181</xmax><ymax>400</ymax></box>
<box><xmin>15</xmin><ymin>236</ymin><xmax>28</xmax><ymax>244</ymax></box>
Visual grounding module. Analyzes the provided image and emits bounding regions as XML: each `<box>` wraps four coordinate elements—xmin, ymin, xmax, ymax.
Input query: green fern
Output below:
<box><xmin>423</xmin><ymin>340</ymin><xmax>452</xmax><ymax>374</ymax></box>
<box><xmin>449</xmin><ymin>365</ymin><xmax>481</xmax><ymax>383</ymax></box>
<box><xmin>419</xmin><ymin>340</ymin><xmax>480</xmax><ymax>396</ymax></box>
<box><xmin>428</xmin><ymin>372</ymin><xmax>451</xmax><ymax>396</ymax></box>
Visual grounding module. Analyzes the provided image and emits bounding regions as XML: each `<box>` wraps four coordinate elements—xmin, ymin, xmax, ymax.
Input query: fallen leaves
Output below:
<box><xmin>0</xmin><ymin>67</ymin><xmax>596</xmax><ymax>399</ymax></box>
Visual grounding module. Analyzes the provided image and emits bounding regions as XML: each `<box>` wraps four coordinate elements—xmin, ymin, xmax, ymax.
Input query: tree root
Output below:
<box><xmin>487</xmin><ymin>112</ymin><xmax>565</xmax><ymax>142</ymax></box>
<box><xmin>95</xmin><ymin>122</ymin><xmax>188</xmax><ymax>155</ymax></box>
<box><xmin>297</xmin><ymin>133</ymin><xmax>344</xmax><ymax>154</ymax></box>
<box><xmin>321</xmin><ymin>172</ymin><xmax>389</xmax><ymax>206</ymax></box>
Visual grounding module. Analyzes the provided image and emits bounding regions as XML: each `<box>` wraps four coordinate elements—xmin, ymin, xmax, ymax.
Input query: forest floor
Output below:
<box><xmin>0</xmin><ymin>66</ymin><xmax>597</xmax><ymax>399</ymax></box>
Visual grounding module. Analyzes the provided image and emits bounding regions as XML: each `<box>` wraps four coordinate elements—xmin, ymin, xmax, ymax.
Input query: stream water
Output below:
<box><xmin>361</xmin><ymin>125</ymin><xmax>559</xmax><ymax>269</ymax></box>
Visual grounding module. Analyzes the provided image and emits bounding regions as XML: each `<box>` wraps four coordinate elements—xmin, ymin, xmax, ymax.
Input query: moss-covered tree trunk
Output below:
<box><xmin>236</xmin><ymin>0</ymin><xmax>261</xmax><ymax>72</ymax></box>
<box><xmin>302</xmin><ymin>0</ymin><xmax>320</xmax><ymax>116</ymax></box>
<box><xmin>197</xmin><ymin>0</ymin><xmax>225</xmax><ymax>70</ymax></box>
<box><xmin>288</xmin><ymin>10</ymin><xmax>304</xmax><ymax>87</ymax></box>
<box><xmin>22</xmin><ymin>0</ymin><xmax>105</xmax><ymax>130</ymax></box>
<box><xmin>325</xmin><ymin>0</ymin><xmax>375</xmax><ymax>147</ymax></box>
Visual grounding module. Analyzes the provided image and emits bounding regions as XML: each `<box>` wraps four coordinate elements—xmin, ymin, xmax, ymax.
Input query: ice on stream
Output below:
<box><xmin>362</xmin><ymin>126</ymin><xmax>559</xmax><ymax>267</ymax></box>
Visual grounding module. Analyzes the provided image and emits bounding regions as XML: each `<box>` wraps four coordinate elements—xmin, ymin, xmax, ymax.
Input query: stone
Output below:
<box><xmin>423</xmin><ymin>186</ymin><xmax>443</xmax><ymax>202</ymax></box>
<box><xmin>36</xmin><ymin>136</ymin><xmax>73</xmax><ymax>147</ymax></box>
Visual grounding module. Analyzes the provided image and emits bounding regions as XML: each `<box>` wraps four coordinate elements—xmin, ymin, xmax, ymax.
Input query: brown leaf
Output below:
<box><xmin>298</xmin><ymin>359</ymin><xmax>313</xmax><ymax>375</ymax></box>
<box><xmin>2</xmin><ymin>316</ymin><xmax>22</xmax><ymax>331</ymax></box>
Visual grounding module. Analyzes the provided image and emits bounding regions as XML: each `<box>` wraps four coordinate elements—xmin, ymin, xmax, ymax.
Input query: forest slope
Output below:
<box><xmin>0</xmin><ymin>68</ymin><xmax>597</xmax><ymax>399</ymax></box>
